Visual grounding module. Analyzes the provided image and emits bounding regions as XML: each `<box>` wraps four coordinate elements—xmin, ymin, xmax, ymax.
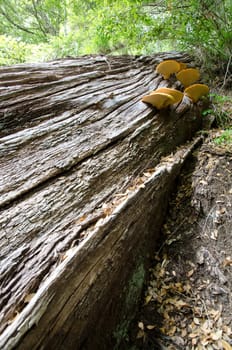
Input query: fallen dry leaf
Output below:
<box><xmin>221</xmin><ymin>339</ymin><xmax>232</xmax><ymax>350</ymax></box>
<box><xmin>209</xmin><ymin>308</ymin><xmax>221</xmax><ymax>321</ymax></box>
<box><xmin>223</xmin><ymin>257</ymin><xmax>232</xmax><ymax>267</ymax></box>
<box><xmin>167</xmin><ymin>298</ymin><xmax>190</xmax><ymax>309</ymax></box>
<box><xmin>187</xmin><ymin>269</ymin><xmax>195</xmax><ymax>277</ymax></box>
<box><xmin>222</xmin><ymin>325</ymin><xmax>232</xmax><ymax>336</ymax></box>
<box><xmin>189</xmin><ymin>331</ymin><xmax>198</xmax><ymax>338</ymax></box>
<box><xmin>168</xmin><ymin>325</ymin><xmax>177</xmax><ymax>336</ymax></box>
<box><xmin>183</xmin><ymin>283</ymin><xmax>192</xmax><ymax>294</ymax></box>
<box><xmin>136</xmin><ymin>329</ymin><xmax>145</xmax><ymax>339</ymax></box>
<box><xmin>146</xmin><ymin>325</ymin><xmax>156</xmax><ymax>330</ymax></box>
<box><xmin>210</xmin><ymin>329</ymin><xmax>222</xmax><ymax>340</ymax></box>
<box><xmin>163</xmin><ymin>310</ymin><xmax>170</xmax><ymax>320</ymax></box>
<box><xmin>144</xmin><ymin>294</ymin><xmax>152</xmax><ymax>305</ymax></box>
<box><xmin>210</xmin><ymin>229</ymin><xmax>218</xmax><ymax>240</ymax></box>
<box><xmin>199</xmin><ymin>180</ymin><xmax>208</xmax><ymax>185</ymax></box>
<box><xmin>181</xmin><ymin>328</ymin><xmax>187</xmax><ymax>337</ymax></box>
<box><xmin>193</xmin><ymin>317</ymin><xmax>200</xmax><ymax>325</ymax></box>
<box><xmin>201</xmin><ymin>337</ymin><xmax>210</xmax><ymax>346</ymax></box>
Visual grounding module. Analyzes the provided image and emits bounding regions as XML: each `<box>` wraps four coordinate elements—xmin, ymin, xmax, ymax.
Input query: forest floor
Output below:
<box><xmin>128</xmin><ymin>92</ymin><xmax>232</xmax><ymax>350</ymax></box>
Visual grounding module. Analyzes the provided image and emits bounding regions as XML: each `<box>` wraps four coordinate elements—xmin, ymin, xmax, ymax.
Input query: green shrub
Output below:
<box><xmin>0</xmin><ymin>35</ymin><xmax>31</xmax><ymax>65</ymax></box>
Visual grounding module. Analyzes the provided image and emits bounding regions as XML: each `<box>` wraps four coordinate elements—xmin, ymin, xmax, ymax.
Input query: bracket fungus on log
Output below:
<box><xmin>156</xmin><ymin>59</ymin><xmax>181</xmax><ymax>79</ymax></box>
<box><xmin>184</xmin><ymin>83</ymin><xmax>210</xmax><ymax>102</ymax></box>
<box><xmin>151</xmin><ymin>88</ymin><xmax>184</xmax><ymax>105</ymax></box>
<box><xmin>176</xmin><ymin>68</ymin><xmax>200</xmax><ymax>88</ymax></box>
<box><xmin>141</xmin><ymin>92</ymin><xmax>176</xmax><ymax>109</ymax></box>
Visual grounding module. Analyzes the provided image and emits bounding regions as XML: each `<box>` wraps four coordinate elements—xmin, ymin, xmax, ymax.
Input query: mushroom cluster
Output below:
<box><xmin>142</xmin><ymin>59</ymin><xmax>209</xmax><ymax>110</ymax></box>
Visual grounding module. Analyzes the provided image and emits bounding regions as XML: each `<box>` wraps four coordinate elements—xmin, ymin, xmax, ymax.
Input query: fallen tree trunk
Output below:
<box><xmin>0</xmin><ymin>53</ymin><xmax>205</xmax><ymax>349</ymax></box>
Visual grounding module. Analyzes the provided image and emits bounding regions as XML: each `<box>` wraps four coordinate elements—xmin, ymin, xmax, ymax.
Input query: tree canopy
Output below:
<box><xmin>0</xmin><ymin>0</ymin><xmax>231</xmax><ymax>76</ymax></box>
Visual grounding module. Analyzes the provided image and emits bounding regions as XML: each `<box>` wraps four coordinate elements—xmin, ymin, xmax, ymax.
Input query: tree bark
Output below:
<box><xmin>0</xmin><ymin>53</ymin><xmax>205</xmax><ymax>349</ymax></box>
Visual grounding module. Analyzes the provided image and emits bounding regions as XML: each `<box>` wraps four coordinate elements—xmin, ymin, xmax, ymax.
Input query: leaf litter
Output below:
<box><xmin>130</xmin><ymin>131</ymin><xmax>232</xmax><ymax>350</ymax></box>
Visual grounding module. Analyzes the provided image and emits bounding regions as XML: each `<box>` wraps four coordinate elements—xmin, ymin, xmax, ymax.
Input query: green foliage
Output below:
<box><xmin>47</xmin><ymin>33</ymin><xmax>80</xmax><ymax>59</ymax></box>
<box><xmin>213</xmin><ymin>129</ymin><xmax>232</xmax><ymax>145</ymax></box>
<box><xmin>0</xmin><ymin>0</ymin><xmax>231</xmax><ymax>75</ymax></box>
<box><xmin>202</xmin><ymin>93</ymin><xmax>231</xmax><ymax>127</ymax></box>
<box><xmin>0</xmin><ymin>0</ymin><xmax>67</xmax><ymax>43</ymax></box>
<box><xmin>69</xmin><ymin>0</ymin><xmax>151</xmax><ymax>55</ymax></box>
<box><xmin>142</xmin><ymin>0</ymin><xmax>231</xmax><ymax>74</ymax></box>
<box><xmin>0</xmin><ymin>35</ymin><xmax>31</xmax><ymax>65</ymax></box>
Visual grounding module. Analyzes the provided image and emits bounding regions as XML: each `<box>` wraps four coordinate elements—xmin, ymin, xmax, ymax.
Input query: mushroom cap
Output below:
<box><xmin>184</xmin><ymin>84</ymin><xmax>209</xmax><ymax>102</ymax></box>
<box><xmin>151</xmin><ymin>88</ymin><xmax>183</xmax><ymax>104</ymax></box>
<box><xmin>142</xmin><ymin>92</ymin><xmax>175</xmax><ymax>109</ymax></box>
<box><xmin>156</xmin><ymin>60</ymin><xmax>181</xmax><ymax>80</ymax></box>
<box><xmin>176</xmin><ymin>68</ymin><xmax>200</xmax><ymax>87</ymax></box>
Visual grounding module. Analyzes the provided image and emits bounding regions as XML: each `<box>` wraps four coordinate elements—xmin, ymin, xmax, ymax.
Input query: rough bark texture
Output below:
<box><xmin>0</xmin><ymin>53</ymin><xmax>205</xmax><ymax>349</ymax></box>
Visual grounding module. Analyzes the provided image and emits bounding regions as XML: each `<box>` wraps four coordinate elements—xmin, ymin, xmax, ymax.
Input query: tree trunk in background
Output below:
<box><xmin>0</xmin><ymin>53</ymin><xmax>205</xmax><ymax>349</ymax></box>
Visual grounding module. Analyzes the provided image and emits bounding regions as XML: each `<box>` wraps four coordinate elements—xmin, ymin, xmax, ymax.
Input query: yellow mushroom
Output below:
<box><xmin>176</xmin><ymin>68</ymin><xmax>200</xmax><ymax>87</ymax></box>
<box><xmin>142</xmin><ymin>92</ymin><xmax>175</xmax><ymax>109</ymax></box>
<box><xmin>151</xmin><ymin>88</ymin><xmax>184</xmax><ymax>104</ymax></box>
<box><xmin>156</xmin><ymin>60</ymin><xmax>181</xmax><ymax>79</ymax></box>
<box><xmin>184</xmin><ymin>84</ymin><xmax>209</xmax><ymax>102</ymax></box>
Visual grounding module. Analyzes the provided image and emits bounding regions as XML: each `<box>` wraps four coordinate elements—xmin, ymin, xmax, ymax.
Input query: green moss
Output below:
<box><xmin>113</xmin><ymin>263</ymin><xmax>145</xmax><ymax>349</ymax></box>
<box><xmin>125</xmin><ymin>264</ymin><xmax>145</xmax><ymax>309</ymax></box>
<box><xmin>113</xmin><ymin>319</ymin><xmax>130</xmax><ymax>348</ymax></box>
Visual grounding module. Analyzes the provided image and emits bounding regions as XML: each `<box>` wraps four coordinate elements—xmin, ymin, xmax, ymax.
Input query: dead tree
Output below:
<box><xmin>0</xmin><ymin>53</ymin><xmax>206</xmax><ymax>349</ymax></box>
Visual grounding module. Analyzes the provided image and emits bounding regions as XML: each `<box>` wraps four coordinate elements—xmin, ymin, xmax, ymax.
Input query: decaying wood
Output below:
<box><xmin>0</xmin><ymin>53</ymin><xmax>205</xmax><ymax>349</ymax></box>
